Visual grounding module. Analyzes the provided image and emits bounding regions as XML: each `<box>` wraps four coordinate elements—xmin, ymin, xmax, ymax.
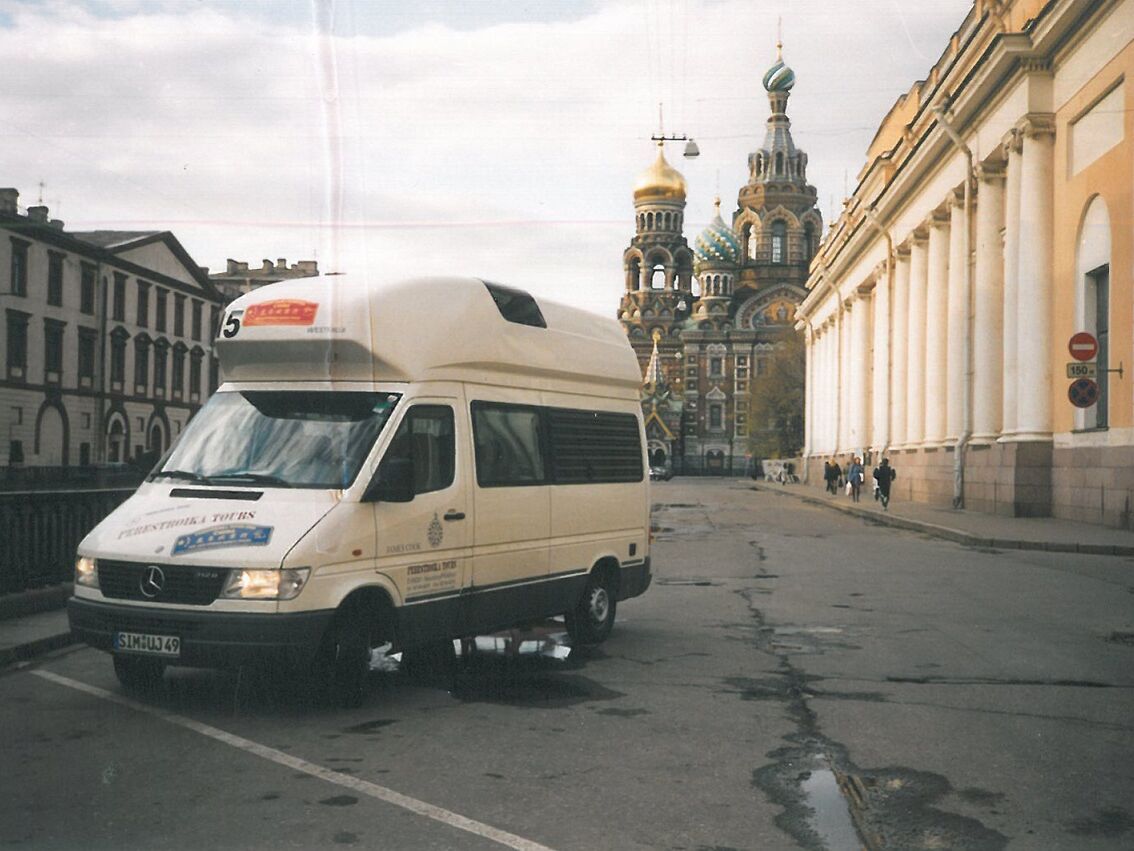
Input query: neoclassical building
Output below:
<box><xmin>799</xmin><ymin>0</ymin><xmax>1133</xmax><ymax>527</ymax></box>
<box><xmin>1</xmin><ymin>186</ymin><xmax>225</xmax><ymax>473</ymax></box>
<box><xmin>618</xmin><ymin>48</ymin><xmax>822</xmax><ymax>474</ymax></box>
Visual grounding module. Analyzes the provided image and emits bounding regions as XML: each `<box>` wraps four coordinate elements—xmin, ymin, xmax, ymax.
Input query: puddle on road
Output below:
<box><xmin>799</xmin><ymin>760</ymin><xmax>864</xmax><ymax>851</ymax></box>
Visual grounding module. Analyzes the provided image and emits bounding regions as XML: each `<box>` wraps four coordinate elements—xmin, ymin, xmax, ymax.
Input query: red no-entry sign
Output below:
<box><xmin>1069</xmin><ymin>332</ymin><xmax>1098</xmax><ymax>362</ymax></box>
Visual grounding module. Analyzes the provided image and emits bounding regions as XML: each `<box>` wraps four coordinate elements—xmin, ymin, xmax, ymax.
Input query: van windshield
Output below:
<box><xmin>153</xmin><ymin>391</ymin><xmax>400</xmax><ymax>489</ymax></box>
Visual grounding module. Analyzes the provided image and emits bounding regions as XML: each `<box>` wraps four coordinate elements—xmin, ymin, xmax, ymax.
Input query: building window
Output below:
<box><xmin>81</xmin><ymin>412</ymin><xmax>91</xmax><ymax>429</ymax></box>
<box><xmin>687</xmin><ymin>366</ymin><xmax>698</xmax><ymax>379</ymax></box>
<box><xmin>47</xmin><ymin>252</ymin><xmax>64</xmax><ymax>306</ymax></box>
<box><xmin>771</xmin><ymin>221</ymin><xmax>786</xmax><ymax>264</ymax></box>
<box><xmin>6</xmin><ymin>310</ymin><xmax>29</xmax><ymax>379</ymax></box>
<box><xmin>736</xmin><ymin>380</ymin><xmax>748</xmax><ymax>393</ymax></box>
<box><xmin>191</xmin><ymin>300</ymin><xmax>203</xmax><ymax>341</ymax></box>
<box><xmin>189</xmin><ymin>349</ymin><xmax>203</xmax><ymax>400</ymax></box>
<box><xmin>136</xmin><ymin>281</ymin><xmax>150</xmax><ymax>327</ymax></box>
<box><xmin>209</xmin><ymin>305</ymin><xmax>220</xmax><ymax>341</ymax></box>
<box><xmin>134</xmin><ymin>337</ymin><xmax>150</xmax><ymax>392</ymax></box>
<box><xmin>9</xmin><ymin>238</ymin><xmax>28</xmax><ymax>296</ymax></box>
<box><xmin>172</xmin><ymin>344</ymin><xmax>186</xmax><ymax>396</ymax></box>
<box><xmin>757</xmin><ymin>357</ymin><xmax>768</xmax><ymax>376</ymax></box>
<box><xmin>80</xmin><ymin>264</ymin><xmax>96</xmax><ymax>315</ymax></box>
<box><xmin>153</xmin><ymin>341</ymin><xmax>168</xmax><ymax>394</ymax></box>
<box><xmin>78</xmin><ymin>328</ymin><xmax>98</xmax><ymax>386</ymax></box>
<box><xmin>709</xmin><ymin>357</ymin><xmax>723</xmax><ymax>377</ymax></box>
<box><xmin>43</xmin><ymin>319</ymin><xmax>65</xmax><ymax>383</ymax></box>
<box><xmin>1089</xmin><ymin>265</ymin><xmax>1110</xmax><ymax>428</ymax></box>
<box><xmin>110</xmin><ymin>328</ymin><xmax>128</xmax><ymax>389</ymax></box>
<box><xmin>155</xmin><ymin>289</ymin><xmax>167</xmax><ymax>333</ymax></box>
<box><xmin>174</xmin><ymin>294</ymin><xmax>185</xmax><ymax>337</ymax></box>
<box><xmin>709</xmin><ymin>404</ymin><xmax>723</xmax><ymax>430</ymax></box>
<box><xmin>112</xmin><ymin>273</ymin><xmax>126</xmax><ymax>321</ymax></box>
<box><xmin>736</xmin><ymin>412</ymin><xmax>748</xmax><ymax>437</ymax></box>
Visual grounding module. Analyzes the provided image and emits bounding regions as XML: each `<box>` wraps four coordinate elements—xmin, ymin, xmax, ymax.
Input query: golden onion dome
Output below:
<box><xmin>633</xmin><ymin>141</ymin><xmax>687</xmax><ymax>203</ymax></box>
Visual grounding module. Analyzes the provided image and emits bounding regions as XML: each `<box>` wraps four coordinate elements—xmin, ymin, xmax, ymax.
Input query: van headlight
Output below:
<box><xmin>221</xmin><ymin>568</ymin><xmax>310</xmax><ymax>600</ymax></box>
<box><xmin>75</xmin><ymin>556</ymin><xmax>99</xmax><ymax>588</ymax></box>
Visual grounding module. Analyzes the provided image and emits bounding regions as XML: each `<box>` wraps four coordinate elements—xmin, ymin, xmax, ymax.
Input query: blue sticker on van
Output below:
<box><xmin>172</xmin><ymin>524</ymin><xmax>273</xmax><ymax>556</ymax></box>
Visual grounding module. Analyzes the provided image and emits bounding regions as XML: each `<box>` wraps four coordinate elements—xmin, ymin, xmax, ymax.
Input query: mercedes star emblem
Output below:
<box><xmin>140</xmin><ymin>565</ymin><xmax>165</xmax><ymax>598</ymax></box>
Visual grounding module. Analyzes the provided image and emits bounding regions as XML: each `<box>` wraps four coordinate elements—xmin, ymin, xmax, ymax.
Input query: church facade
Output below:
<box><xmin>617</xmin><ymin>50</ymin><xmax>822</xmax><ymax>475</ymax></box>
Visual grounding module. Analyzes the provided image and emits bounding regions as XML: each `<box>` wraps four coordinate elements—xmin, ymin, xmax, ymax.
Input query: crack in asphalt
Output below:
<box><xmin>735</xmin><ymin>583</ymin><xmax>1010</xmax><ymax>851</ymax></box>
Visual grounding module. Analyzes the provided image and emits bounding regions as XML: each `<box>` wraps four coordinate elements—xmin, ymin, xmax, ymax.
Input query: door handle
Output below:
<box><xmin>443</xmin><ymin>511</ymin><xmax>465</xmax><ymax>521</ymax></box>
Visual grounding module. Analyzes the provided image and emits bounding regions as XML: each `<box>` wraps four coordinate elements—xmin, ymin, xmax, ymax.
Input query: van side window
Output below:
<box><xmin>383</xmin><ymin>405</ymin><xmax>455</xmax><ymax>494</ymax></box>
<box><xmin>546</xmin><ymin>408</ymin><xmax>643</xmax><ymax>483</ymax></box>
<box><xmin>471</xmin><ymin>403</ymin><xmax>546</xmax><ymax>487</ymax></box>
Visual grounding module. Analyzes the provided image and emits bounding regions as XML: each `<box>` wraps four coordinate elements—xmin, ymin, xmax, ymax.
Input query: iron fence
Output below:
<box><xmin>0</xmin><ymin>488</ymin><xmax>135</xmax><ymax>594</ymax></box>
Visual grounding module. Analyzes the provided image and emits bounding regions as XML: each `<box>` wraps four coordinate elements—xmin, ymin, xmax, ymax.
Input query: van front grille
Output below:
<box><xmin>98</xmin><ymin>560</ymin><xmax>229</xmax><ymax>606</ymax></box>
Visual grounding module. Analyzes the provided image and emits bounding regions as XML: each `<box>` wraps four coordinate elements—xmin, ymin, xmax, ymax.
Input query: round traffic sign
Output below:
<box><xmin>1068</xmin><ymin>378</ymin><xmax>1099</xmax><ymax>408</ymax></box>
<box><xmin>1068</xmin><ymin>331</ymin><xmax>1098</xmax><ymax>362</ymax></box>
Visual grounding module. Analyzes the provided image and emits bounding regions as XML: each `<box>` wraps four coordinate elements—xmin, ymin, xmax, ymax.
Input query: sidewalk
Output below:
<box><xmin>753</xmin><ymin>480</ymin><xmax>1134</xmax><ymax>556</ymax></box>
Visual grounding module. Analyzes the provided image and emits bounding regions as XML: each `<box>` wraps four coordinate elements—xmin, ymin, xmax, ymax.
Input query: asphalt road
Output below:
<box><xmin>2</xmin><ymin>479</ymin><xmax>1132</xmax><ymax>850</ymax></box>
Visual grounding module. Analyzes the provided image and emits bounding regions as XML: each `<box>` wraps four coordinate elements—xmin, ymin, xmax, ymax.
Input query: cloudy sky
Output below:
<box><xmin>2</xmin><ymin>0</ymin><xmax>971</xmax><ymax>316</ymax></box>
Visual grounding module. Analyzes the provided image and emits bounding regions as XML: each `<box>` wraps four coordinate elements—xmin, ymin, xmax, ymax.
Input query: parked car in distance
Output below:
<box><xmin>649</xmin><ymin>466</ymin><xmax>673</xmax><ymax>481</ymax></box>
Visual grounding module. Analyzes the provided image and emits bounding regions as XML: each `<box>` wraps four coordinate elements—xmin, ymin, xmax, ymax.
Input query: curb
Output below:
<box><xmin>751</xmin><ymin>482</ymin><xmax>1134</xmax><ymax>556</ymax></box>
<box><xmin>0</xmin><ymin>629</ymin><xmax>75</xmax><ymax>668</ymax></box>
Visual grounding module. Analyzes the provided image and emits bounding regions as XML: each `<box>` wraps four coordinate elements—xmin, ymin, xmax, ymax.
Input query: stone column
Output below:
<box><xmin>924</xmin><ymin>209</ymin><xmax>950</xmax><ymax>446</ymax></box>
<box><xmin>871</xmin><ymin>266</ymin><xmax>891</xmax><ymax>452</ymax></box>
<box><xmin>839</xmin><ymin>302</ymin><xmax>852</xmax><ymax>453</ymax></box>
<box><xmin>906</xmin><ymin>229</ymin><xmax>929</xmax><ymax>446</ymax></box>
<box><xmin>852</xmin><ymin>288</ymin><xmax>873</xmax><ymax>453</ymax></box>
<box><xmin>1012</xmin><ymin>113</ymin><xmax>1056</xmax><ymax>440</ymax></box>
<box><xmin>890</xmin><ymin>247</ymin><xmax>910</xmax><ymax>448</ymax></box>
<box><xmin>803</xmin><ymin>326</ymin><xmax>814</xmax><ymax>457</ymax></box>
<box><xmin>945</xmin><ymin>189</ymin><xmax>968</xmax><ymax>442</ymax></box>
<box><xmin>1000</xmin><ymin>131</ymin><xmax>1022</xmax><ymax>438</ymax></box>
<box><xmin>972</xmin><ymin>160</ymin><xmax>1006</xmax><ymax>442</ymax></box>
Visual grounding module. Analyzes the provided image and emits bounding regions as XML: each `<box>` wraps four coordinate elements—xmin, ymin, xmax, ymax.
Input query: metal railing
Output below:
<box><xmin>0</xmin><ymin>487</ymin><xmax>135</xmax><ymax>594</ymax></box>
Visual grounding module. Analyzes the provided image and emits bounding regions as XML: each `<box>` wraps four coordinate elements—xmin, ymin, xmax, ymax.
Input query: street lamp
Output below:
<box><xmin>651</xmin><ymin>133</ymin><xmax>700</xmax><ymax>159</ymax></box>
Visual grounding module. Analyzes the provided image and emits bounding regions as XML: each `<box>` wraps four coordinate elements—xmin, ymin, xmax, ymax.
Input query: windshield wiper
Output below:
<box><xmin>206</xmin><ymin>471</ymin><xmax>293</xmax><ymax>488</ymax></box>
<box><xmin>153</xmin><ymin>469</ymin><xmax>210</xmax><ymax>484</ymax></box>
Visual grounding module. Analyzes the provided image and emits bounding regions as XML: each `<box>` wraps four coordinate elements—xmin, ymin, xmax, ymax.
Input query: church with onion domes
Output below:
<box><xmin>618</xmin><ymin>46</ymin><xmax>822</xmax><ymax>475</ymax></box>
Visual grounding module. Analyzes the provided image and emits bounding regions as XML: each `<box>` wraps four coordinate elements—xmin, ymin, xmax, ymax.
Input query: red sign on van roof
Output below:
<box><xmin>244</xmin><ymin>299</ymin><xmax>319</xmax><ymax>327</ymax></box>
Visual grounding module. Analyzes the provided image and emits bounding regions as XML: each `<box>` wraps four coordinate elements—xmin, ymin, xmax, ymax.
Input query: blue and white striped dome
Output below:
<box><xmin>694</xmin><ymin>200</ymin><xmax>740</xmax><ymax>270</ymax></box>
<box><xmin>763</xmin><ymin>57</ymin><xmax>795</xmax><ymax>92</ymax></box>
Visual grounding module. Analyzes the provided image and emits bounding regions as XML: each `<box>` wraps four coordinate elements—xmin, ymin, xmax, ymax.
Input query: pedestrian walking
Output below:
<box><xmin>872</xmin><ymin>457</ymin><xmax>896</xmax><ymax>510</ymax></box>
<box><xmin>848</xmin><ymin>456</ymin><xmax>865</xmax><ymax>502</ymax></box>
<box><xmin>826</xmin><ymin>459</ymin><xmax>842</xmax><ymax>495</ymax></box>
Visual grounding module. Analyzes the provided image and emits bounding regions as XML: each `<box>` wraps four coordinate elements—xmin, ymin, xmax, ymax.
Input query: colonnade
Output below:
<box><xmin>805</xmin><ymin>113</ymin><xmax>1056</xmax><ymax>459</ymax></box>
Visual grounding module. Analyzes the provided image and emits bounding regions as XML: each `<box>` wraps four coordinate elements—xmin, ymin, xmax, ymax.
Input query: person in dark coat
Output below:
<box><xmin>872</xmin><ymin>458</ymin><xmax>896</xmax><ymax>510</ymax></box>
<box><xmin>848</xmin><ymin>456</ymin><xmax>865</xmax><ymax>502</ymax></box>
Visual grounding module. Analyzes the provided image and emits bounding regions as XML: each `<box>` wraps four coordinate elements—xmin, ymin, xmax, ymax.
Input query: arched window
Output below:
<box><xmin>803</xmin><ymin>221</ymin><xmax>816</xmax><ymax>261</ymax></box>
<box><xmin>647</xmin><ymin>212</ymin><xmax>654</xmax><ymax>230</ymax></box>
<box><xmin>1076</xmin><ymin>196</ymin><xmax>1112</xmax><ymax>429</ymax></box>
<box><xmin>627</xmin><ymin>258</ymin><xmax>641</xmax><ymax>291</ymax></box>
<box><xmin>650</xmin><ymin>263</ymin><xmax>665</xmax><ymax>289</ymax></box>
<box><xmin>741</xmin><ymin>224</ymin><xmax>753</xmax><ymax>260</ymax></box>
<box><xmin>771</xmin><ymin>221</ymin><xmax>787</xmax><ymax>264</ymax></box>
<box><xmin>775</xmin><ymin>152</ymin><xmax>784</xmax><ymax>175</ymax></box>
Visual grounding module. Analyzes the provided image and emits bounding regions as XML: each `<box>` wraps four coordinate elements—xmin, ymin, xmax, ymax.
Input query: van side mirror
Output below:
<box><xmin>363</xmin><ymin>457</ymin><xmax>415</xmax><ymax>503</ymax></box>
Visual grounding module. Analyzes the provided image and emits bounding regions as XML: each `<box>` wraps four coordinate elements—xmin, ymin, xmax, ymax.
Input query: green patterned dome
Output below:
<box><xmin>694</xmin><ymin>199</ymin><xmax>741</xmax><ymax>270</ymax></box>
<box><xmin>763</xmin><ymin>56</ymin><xmax>795</xmax><ymax>92</ymax></box>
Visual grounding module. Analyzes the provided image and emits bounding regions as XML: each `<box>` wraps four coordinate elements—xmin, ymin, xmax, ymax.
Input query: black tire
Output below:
<box><xmin>313</xmin><ymin>607</ymin><xmax>374</xmax><ymax>708</ymax></box>
<box><xmin>113</xmin><ymin>655</ymin><xmax>166</xmax><ymax>691</ymax></box>
<box><xmin>566</xmin><ymin>571</ymin><xmax>617</xmax><ymax>646</ymax></box>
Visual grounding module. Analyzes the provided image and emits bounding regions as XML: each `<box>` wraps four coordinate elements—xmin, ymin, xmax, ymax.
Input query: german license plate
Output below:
<box><xmin>113</xmin><ymin>632</ymin><xmax>180</xmax><ymax>658</ymax></box>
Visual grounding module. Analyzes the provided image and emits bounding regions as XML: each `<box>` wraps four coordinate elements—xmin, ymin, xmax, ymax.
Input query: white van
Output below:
<box><xmin>68</xmin><ymin>276</ymin><xmax>651</xmax><ymax>703</ymax></box>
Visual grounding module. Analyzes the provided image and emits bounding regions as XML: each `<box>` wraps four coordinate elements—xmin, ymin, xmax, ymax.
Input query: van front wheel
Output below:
<box><xmin>314</xmin><ymin>608</ymin><xmax>373</xmax><ymax>708</ymax></box>
<box><xmin>566</xmin><ymin>572</ymin><xmax>617</xmax><ymax>646</ymax></box>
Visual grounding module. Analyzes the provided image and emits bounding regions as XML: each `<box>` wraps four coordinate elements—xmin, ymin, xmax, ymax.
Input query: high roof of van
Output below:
<box><xmin>215</xmin><ymin>275</ymin><xmax>642</xmax><ymax>396</ymax></box>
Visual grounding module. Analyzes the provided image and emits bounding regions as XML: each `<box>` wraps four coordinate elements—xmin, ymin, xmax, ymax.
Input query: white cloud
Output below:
<box><xmin>0</xmin><ymin>0</ymin><xmax>971</xmax><ymax>315</ymax></box>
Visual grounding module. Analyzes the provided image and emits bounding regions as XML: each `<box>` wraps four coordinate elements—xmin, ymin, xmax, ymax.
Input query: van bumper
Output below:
<box><xmin>618</xmin><ymin>557</ymin><xmax>652</xmax><ymax>601</ymax></box>
<box><xmin>67</xmin><ymin>597</ymin><xmax>334</xmax><ymax>668</ymax></box>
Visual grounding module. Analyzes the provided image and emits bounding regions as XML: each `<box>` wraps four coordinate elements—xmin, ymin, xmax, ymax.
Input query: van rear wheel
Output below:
<box><xmin>113</xmin><ymin>655</ymin><xmax>166</xmax><ymax>691</ymax></box>
<box><xmin>566</xmin><ymin>572</ymin><xmax>617</xmax><ymax>646</ymax></box>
